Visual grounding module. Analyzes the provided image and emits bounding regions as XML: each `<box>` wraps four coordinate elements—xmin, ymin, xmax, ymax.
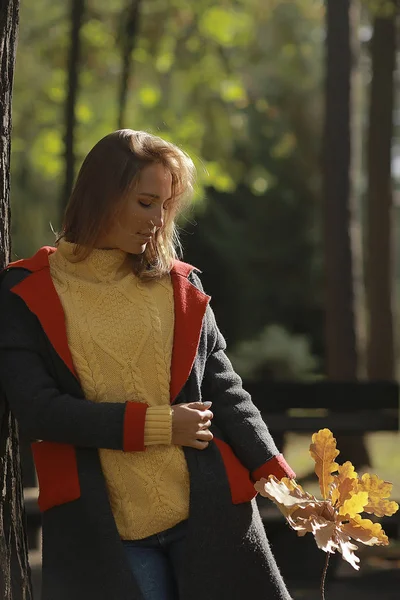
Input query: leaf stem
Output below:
<box><xmin>321</xmin><ymin>552</ymin><xmax>330</xmax><ymax>600</ymax></box>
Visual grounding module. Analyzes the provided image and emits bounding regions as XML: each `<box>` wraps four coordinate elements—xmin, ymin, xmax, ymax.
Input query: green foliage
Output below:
<box><xmin>10</xmin><ymin>0</ymin><xmax>325</xmax><ymax>359</ymax></box>
<box><xmin>198</xmin><ymin>7</ymin><xmax>253</xmax><ymax>47</ymax></box>
<box><xmin>228</xmin><ymin>324</ymin><xmax>319</xmax><ymax>381</ymax></box>
<box><xmin>12</xmin><ymin>0</ymin><xmax>324</xmax><ymax>226</ymax></box>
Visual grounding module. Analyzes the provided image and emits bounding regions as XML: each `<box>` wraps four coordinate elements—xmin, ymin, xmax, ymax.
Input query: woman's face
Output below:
<box><xmin>97</xmin><ymin>162</ymin><xmax>173</xmax><ymax>254</ymax></box>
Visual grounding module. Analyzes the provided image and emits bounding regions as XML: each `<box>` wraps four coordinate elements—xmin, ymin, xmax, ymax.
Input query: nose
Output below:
<box><xmin>150</xmin><ymin>208</ymin><xmax>164</xmax><ymax>231</ymax></box>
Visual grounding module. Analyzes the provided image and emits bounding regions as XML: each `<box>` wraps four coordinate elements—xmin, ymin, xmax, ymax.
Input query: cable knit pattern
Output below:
<box><xmin>48</xmin><ymin>239</ymin><xmax>190</xmax><ymax>540</ymax></box>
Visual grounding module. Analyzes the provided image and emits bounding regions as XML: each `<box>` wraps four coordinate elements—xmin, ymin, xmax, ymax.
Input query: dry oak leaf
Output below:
<box><xmin>286</xmin><ymin>512</ymin><xmax>362</xmax><ymax>570</ymax></box>
<box><xmin>256</xmin><ymin>474</ymin><xmax>391</xmax><ymax>570</ymax></box>
<box><xmin>303</xmin><ymin>516</ymin><xmax>337</xmax><ymax>552</ymax></box>
<box><xmin>331</xmin><ymin>477</ymin><xmax>356</xmax><ymax>508</ymax></box>
<box><xmin>254</xmin><ymin>476</ymin><xmax>318</xmax><ymax>519</ymax></box>
<box><xmin>341</xmin><ymin>514</ymin><xmax>389</xmax><ymax>546</ymax></box>
<box><xmin>337</xmin><ymin>491</ymin><xmax>369</xmax><ymax>519</ymax></box>
<box><xmin>309</xmin><ymin>428</ymin><xmax>340</xmax><ymax>499</ymax></box>
<box><xmin>334</xmin><ymin>529</ymin><xmax>360</xmax><ymax>571</ymax></box>
<box><xmin>356</xmin><ymin>473</ymin><xmax>399</xmax><ymax>518</ymax></box>
<box><xmin>255</xmin><ymin>429</ymin><xmax>399</xmax><ymax>571</ymax></box>
<box><xmin>330</xmin><ymin>461</ymin><xmax>358</xmax><ymax>507</ymax></box>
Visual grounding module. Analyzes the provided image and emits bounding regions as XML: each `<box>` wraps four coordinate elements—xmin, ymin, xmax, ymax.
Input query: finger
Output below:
<box><xmin>188</xmin><ymin>402</ymin><xmax>212</xmax><ymax>411</ymax></box>
<box><xmin>199</xmin><ymin>410</ymin><xmax>213</xmax><ymax>421</ymax></box>
<box><xmin>191</xmin><ymin>440</ymin><xmax>209</xmax><ymax>450</ymax></box>
<box><xmin>199</xmin><ymin>419</ymin><xmax>212</xmax><ymax>430</ymax></box>
<box><xmin>196</xmin><ymin>429</ymin><xmax>213</xmax><ymax>441</ymax></box>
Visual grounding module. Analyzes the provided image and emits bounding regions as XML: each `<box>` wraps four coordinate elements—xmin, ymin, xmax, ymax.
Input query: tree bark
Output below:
<box><xmin>117</xmin><ymin>0</ymin><xmax>141</xmax><ymax>130</ymax></box>
<box><xmin>323</xmin><ymin>0</ymin><xmax>370</xmax><ymax>467</ymax></box>
<box><xmin>365</xmin><ymin>1</ymin><xmax>397</xmax><ymax>380</ymax></box>
<box><xmin>0</xmin><ymin>0</ymin><xmax>33</xmax><ymax>597</ymax></box>
<box><xmin>350</xmin><ymin>0</ymin><xmax>368</xmax><ymax>378</ymax></box>
<box><xmin>61</xmin><ymin>0</ymin><xmax>85</xmax><ymax>215</ymax></box>
<box><xmin>323</xmin><ymin>0</ymin><xmax>357</xmax><ymax>379</ymax></box>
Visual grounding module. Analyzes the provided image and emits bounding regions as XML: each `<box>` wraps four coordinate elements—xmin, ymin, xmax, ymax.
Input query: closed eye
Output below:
<box><xmin>139</xmin><ymin>200</ymin><xmax>170</xmax><ymax>210</ymax></box>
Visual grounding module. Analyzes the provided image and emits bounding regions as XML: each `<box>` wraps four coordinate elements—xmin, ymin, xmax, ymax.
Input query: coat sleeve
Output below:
<box><xmin>192</xmin><ymin>273</ymin><xmax>296</xmax><ymax>481</ymax></box>
<box><xmin>0</xmin><ymin>281</ymin><xmax>147</xmax><ymax>452</ymax></box>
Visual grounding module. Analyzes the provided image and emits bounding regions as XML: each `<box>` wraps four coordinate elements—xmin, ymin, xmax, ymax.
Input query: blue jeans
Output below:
<box><xmin>121</xmin><ymin>520</ymin><xmax>188</xmax><ymax>600</ymax></box>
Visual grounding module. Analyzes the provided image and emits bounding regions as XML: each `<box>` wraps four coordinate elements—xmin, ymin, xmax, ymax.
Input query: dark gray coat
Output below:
<box><xmin>0</xmin><ymin>248</ymin><xmax>293</xmax><ymax>600</ymax></box>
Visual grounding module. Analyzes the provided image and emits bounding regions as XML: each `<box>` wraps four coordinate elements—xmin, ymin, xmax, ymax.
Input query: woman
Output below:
<box><xmin>0</xmin><ymin>130</ymin><xmax>295</xmax><ymax>600</ymax></box>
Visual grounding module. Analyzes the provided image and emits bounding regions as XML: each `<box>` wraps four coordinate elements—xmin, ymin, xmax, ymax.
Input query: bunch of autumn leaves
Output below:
<box><xmin>255</xmin><ymin>429</ymin><xmax>399</xmax><ymax>570</ymax></box>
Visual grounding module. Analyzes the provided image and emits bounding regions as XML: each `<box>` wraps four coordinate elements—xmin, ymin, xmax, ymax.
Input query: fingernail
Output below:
<box><xmin>203</xmin><ymin>401</ymin><xmax>212</xmax><ymax>407</ymax></box>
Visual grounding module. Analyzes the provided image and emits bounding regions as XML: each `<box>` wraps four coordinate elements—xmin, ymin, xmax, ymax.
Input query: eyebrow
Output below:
<box><xmin>138</xmin><ymin>193</ymin><xmax>172</xmax><ymax>202</ymax></box>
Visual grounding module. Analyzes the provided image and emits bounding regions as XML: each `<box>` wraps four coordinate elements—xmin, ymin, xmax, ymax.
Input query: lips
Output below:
<box><xmin>137</xmin><ymin>233</ymin><xmax>152</xmax><ymax>241</ymax></box>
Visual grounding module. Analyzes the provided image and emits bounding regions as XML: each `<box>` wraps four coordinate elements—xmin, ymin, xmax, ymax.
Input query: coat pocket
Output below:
<box><xmin>213</xmin><ymin>438</ymin><xmax>257</xmax><ymax>504</ymax></box>
<box><xmin>31</xmin><ymin>441</ymin><xmax>81</xmax><ymax>512</ymax></box>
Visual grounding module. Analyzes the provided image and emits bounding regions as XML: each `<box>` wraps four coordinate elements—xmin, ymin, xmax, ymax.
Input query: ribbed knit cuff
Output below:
<box><xmin>144</xmin><ymin>405</ymin><xmax>173</xmax><ymax>446</ymax></box>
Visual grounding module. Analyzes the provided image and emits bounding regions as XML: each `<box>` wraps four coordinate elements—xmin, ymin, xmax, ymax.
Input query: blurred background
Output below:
<box><xmin>9</xmin><ymin>0</ymin><xmax>400</xmax><ymax>598</ymax></box>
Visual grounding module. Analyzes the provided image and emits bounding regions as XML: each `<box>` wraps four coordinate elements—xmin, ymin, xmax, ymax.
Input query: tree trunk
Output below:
<box><xmin>350</xmin><ymin>0</ymin><xmax>368</xmax><ymax>378</ymax></box>
<box><xmin>365</xmin><ymin>1</ymin><xmax>397</xmax><ymax>380</ymax></box>
<box><xmin>0</xmin><ymin>0</ymin><xmax>33</xmax><ymax>598</ymax></box>
<box><xmin>323</xmin><ymin>0</ymin><xmax>357</xmax><ymax>378</ymax></box>
<box><xmin>323</xmin><ymin>0</ymin><xmax>370</xmax><ymax>467</ymax></box>
<box><xmin>61</xmin><ymin>0</ymin><xmax>85</xmax><ymax>215</ymax></box>
<box><xmin>117</xmin><ymin>0</ymin><xmax>141</xmax><ymax>130</ymax></box>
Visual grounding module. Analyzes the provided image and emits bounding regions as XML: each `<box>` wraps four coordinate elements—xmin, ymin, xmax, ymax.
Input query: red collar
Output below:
<box><xmin>7</xmin><ymin>246</ymin><xmax>210</xmax><ymax>402</ymax></box>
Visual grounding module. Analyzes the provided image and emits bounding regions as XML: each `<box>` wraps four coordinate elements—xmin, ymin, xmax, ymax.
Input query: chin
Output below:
<box><xmin>127</xmin><ymin>242</ymin><xmax>147</xmax><ymax>255</ymax></box>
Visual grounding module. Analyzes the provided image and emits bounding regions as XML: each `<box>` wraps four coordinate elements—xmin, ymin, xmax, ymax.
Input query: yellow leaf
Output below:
<box><xmin>337</xmin><ymin>478</ymin><xmax>357</xmax><ymax>507</ymax></box>
<box><xmin>338</xmin><ymin>461</ymin><xmax>358</xmax><ymax>481</ymax></box>
<box><xmin>331</xmin><ymin>461</ymin><xmax>358</xmax><ymax>507</ymax></box>
<box><xmin>338</xmin><ymin>491</ymin><xmax>369</xmax><ymax>519</ymax></box>
<box><xmin>331</xmin><ymin>486</ymin><xmax>340</xmax><ymax>506</ymax></box>
<box><xmin>357</xmin><ymin>474</ymin><xmax>399</xmax><ymax>518</ymax></box>
<box><xmin>342</xmin><ymin>514</ymin><xmax>389</xmax><ymax>546</ymax></box>
<box><xmin>309</xmin><ymin>429</ymin><xmax>340</xmax><ymax>499</ymax></box>
<box><xmin>259</xmin><ymin>429</ymin><xmax>398</xmax><ymax>572</ymax></box>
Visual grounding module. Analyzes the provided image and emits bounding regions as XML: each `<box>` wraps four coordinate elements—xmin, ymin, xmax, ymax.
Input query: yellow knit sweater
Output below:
<box><xmin>49</xmin><ymin>239</ymin><xmax>190</xmax><ymax>539</ymax></box>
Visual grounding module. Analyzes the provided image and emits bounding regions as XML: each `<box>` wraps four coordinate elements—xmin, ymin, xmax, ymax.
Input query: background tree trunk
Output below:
<box><xmin>117</xmin><ymin>0</ymin><xmax>141</xmax><ymax>130</ymax></box>
<box><xmin>323</xmin><ymin>0</ymin><xmax>370</xmax><ymax>467</ymax></box>
<box><xmin>350</xmin><ymin>0</ymin><xmax>367</xmax><ymax>378</ymax></box>
<box><xmin>61</xmin><ymin>0</ymin><xmax>85</xmax><ymax>215</ymax></box>
<box><xmin>0</xmin><ymin>0</ymin><xmax>33</xmax><ymax>598</ymax></box>
<box><xmin>365</xmin><ymin>1</ymin><xmax>398</xmax><ymax>381</ymax></box>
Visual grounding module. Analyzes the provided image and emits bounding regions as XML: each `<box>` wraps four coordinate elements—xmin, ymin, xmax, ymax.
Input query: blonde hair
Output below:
<box><xmin>57</xmin><ymin>129</ymin><xmax>196</xmax><ymax>280</ymax></box>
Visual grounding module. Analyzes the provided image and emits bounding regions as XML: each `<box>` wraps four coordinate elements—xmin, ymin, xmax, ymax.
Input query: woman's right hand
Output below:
<box><xmin>171</xmin><ymin>402</ymin><xmax>214</xmax><ymax>449</ymax></box>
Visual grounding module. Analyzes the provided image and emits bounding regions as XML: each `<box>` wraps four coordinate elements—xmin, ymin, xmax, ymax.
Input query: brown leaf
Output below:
<box><xmin>256</xmin><ymin>429</ymin><xmax>398</xmax><ymax>574</ymax></box>
<box><xmin>342</xmin><ymin>514</ymin><xmax>389</xmax><ymax>546</ymax></box>
<box><xmin>330</xmin><ymin>461</ymin><xmax>358</xmax><ymax>506</ymax></box>
<box><xmin>332</xmin><ymin>478</ymin><xmax>357</xmax><ymax>509</ymax></box>
<box><xmin>254</xmin><ymin>476</ymin><xmax>317</xmax><ymax>519</ymax></box>
<box><xmin>287</xmin><ymin>515</ymin><xmax>315</xmax><ymax>536</ymax></box>
<box><xmin>334</xmin><ymin>529</ymin><xmax>360</xmax><ymax>570</ymax></box>
<box><xmin>309</xmin><ymin>429</ymin><xmax>340</xmax><ymax>499</ymax></box>
<box><xmin>287</xmin><ymin>501</ymin><xmax>327</xmax><ymax>532</ymax></box>
<box><xmin>289</xmin><ymin>515</ymin><xmax>361</xmax><ymax>570</ymax></box>
<box><xmin>308</xmin><ymin>517</ymin><xmax>337</xmax><ymax>553</ymax></box>
<box><xmin>357</xmin><ymin>473</ymin><xmax>399</xmax><ymax>518</ymax></box>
